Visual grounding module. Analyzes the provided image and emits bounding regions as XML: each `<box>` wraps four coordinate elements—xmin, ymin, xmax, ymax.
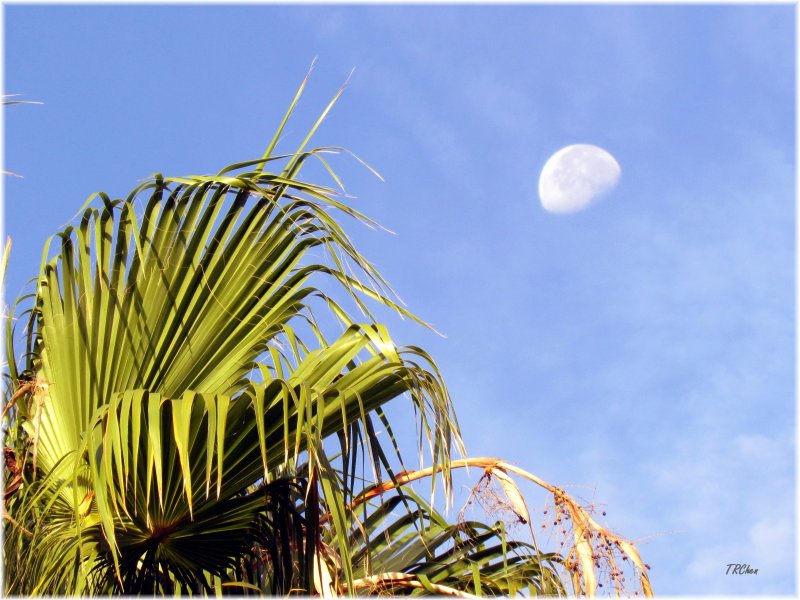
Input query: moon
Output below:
<box><xmin>538</xmin><ymin>144</ymin><xmax>621</xmax><ymax>214</ymax></box>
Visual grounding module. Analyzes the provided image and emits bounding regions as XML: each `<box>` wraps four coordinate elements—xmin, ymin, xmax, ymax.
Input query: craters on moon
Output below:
<box><xmin>538</xmin><ymin>144</ymin><xmax>621</xmax><ymax>214</ymax></box>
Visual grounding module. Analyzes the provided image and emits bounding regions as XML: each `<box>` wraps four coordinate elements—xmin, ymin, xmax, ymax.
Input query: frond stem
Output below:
<box><xmin>345</xmin><ymin>572</ymin><xmax>481</xmax><ymax>598</ymax></box>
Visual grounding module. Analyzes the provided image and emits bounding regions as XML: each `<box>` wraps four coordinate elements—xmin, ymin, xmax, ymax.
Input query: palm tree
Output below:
<box><xmin>2</xmin><ymin>76</ymin><xmax>652</xmax><ymax>596</ymax></box>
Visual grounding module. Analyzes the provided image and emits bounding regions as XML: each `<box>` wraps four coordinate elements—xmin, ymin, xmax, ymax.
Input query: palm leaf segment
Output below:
<box><xmin>3</xmin><ymin>83</ymin><xmax>567</xmax><ymax>595</ymax></box>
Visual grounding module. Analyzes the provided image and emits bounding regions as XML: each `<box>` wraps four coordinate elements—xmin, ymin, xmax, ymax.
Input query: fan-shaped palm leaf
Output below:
<box><xmin>2</xmin><ymin>81</ymin><xmax>465</xmax><ymax>595</ymax></box>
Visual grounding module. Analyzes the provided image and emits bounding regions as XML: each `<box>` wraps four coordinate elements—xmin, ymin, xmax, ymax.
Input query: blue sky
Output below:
<box><xmin>4</xmin><ymin>4</ymin><xmax>795</xmax><ymax>595</ymax></box>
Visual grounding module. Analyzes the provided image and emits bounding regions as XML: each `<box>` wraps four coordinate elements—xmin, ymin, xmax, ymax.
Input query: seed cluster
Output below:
<box><xmin>536</xmin><ymin>494</ymin><xmax>650</xmax><ymax>596</ymax></box>
<box><xmin>456</xmin><ymin>472</ymin><xmax>651</xmax><ymax>596</ymax></box>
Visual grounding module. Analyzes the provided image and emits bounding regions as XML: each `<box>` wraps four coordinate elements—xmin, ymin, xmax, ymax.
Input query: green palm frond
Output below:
<box><xmin>339</xmin><ymin>490</ymin><xmax>566</xmax><ymax>597</ymax></box>
<box><xmin>3</xmin><ymin>80</ymin><xmax>467</xmax><ymax>595</ymax></box>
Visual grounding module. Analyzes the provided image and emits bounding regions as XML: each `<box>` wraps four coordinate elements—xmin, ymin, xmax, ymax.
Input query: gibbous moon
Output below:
<box><xmin>538</xmin><ymin>144</ymin><xmax>621</xmax><ymax>214</ymax></box>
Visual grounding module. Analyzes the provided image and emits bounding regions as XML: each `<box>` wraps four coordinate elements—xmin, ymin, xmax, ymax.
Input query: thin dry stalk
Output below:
<box><xmin>3</xmin><ymin>511</ymin><xmax>32</xmax><ymax>536</ymax></box>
